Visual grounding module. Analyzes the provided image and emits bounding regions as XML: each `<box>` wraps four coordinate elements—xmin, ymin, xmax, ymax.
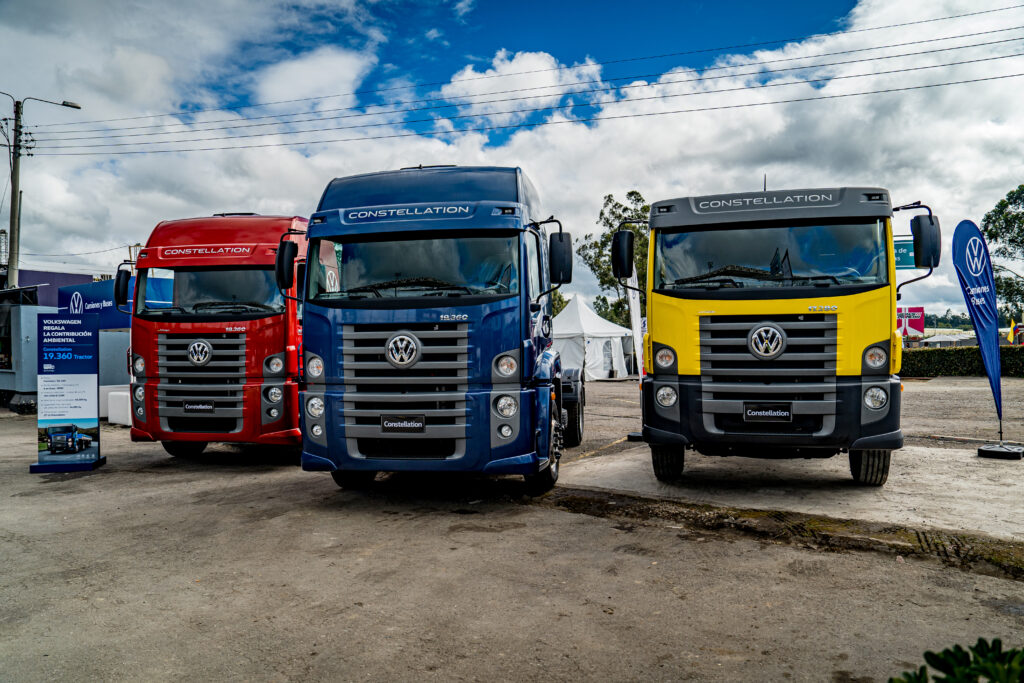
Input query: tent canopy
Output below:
<box><xmin>552</xmin><ymin>296</ymin><xmax>632</xmax><ymax>380</ymax></box>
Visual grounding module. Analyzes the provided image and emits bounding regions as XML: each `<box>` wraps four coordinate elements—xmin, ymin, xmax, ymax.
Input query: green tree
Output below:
<box><xmin>981</xmin><ymin>184</ymin><xmax>1024</xmax><ymax>320</ymax></box>
<box><xmin>576</xmin><ymin>191</ymin><xmax>649</xmax><ymax>327</ymax></box>
<box><xmin>550</xmin><ymin>288</ymin><xmax>568</xmax><ymax>316</ymax></box>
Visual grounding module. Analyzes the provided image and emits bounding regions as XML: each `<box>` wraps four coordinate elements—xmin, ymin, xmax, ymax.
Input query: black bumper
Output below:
<box><xmin>642</xmin><ymin>375</ymin><xmax>903</xmax><ymax>455</ymax></box>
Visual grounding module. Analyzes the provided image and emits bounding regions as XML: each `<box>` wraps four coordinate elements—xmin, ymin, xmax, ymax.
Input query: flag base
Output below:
<box><xmin>977</xmin><ymin>445</ymin><xmax>1023</xmax><ymax>460</ymax></box>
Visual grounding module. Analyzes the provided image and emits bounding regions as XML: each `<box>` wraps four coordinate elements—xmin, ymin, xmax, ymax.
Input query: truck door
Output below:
<box><xmin>525</xmin><ymin>230</ymin><xmax>552</xmax><ymax>358</ymax></box>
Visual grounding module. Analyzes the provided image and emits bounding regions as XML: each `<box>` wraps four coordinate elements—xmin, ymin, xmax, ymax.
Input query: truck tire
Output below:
<box><xmin>849</xmin><ymin>449</ymin><xmax>890</xmax><ymax>486</ymax></box>
<box><xmin>525</xmin><ymin>406</ymin><xmax>562</xmax><ymax>496</ymax></box>
<box><xmin>162</xmin><ymin>441</ymin><xmax>208</xmax><ymax>458</ymax></box>
<box><xmin>651</xmin><ymin>445</ymin><xmax>684</xmax><ymax>482</ymax></box>
<box><xmin>331</xmin><ymin>470</ymin><xmax>377</xmax><ymax>490</ymax></box>
<box><xmin>563</xmin><ymin>401</ymin><xmax>583</xmax><ymax>448</ymax></box>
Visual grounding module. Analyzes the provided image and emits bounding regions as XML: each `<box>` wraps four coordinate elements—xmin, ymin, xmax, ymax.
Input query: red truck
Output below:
<box><xmin>114</xmin><ymin>214</ymin><xmax>307</xmax><ymax>456</ymax></box>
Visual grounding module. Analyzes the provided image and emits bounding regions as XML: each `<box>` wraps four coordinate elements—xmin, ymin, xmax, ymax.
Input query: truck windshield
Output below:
<box><xmin>307</xmin><ymin>233</ymin><xmax>519</xmax><ymax>301</ymax></box>
<box><xmin>135</xmin><ymin>266</ymin><xmax>285</xmax><ymax>316</ymax></box>
<box><xmin>46</xmin><ymin>426</ymin><xmax>71</xmax><ymax>435</ymax></box>
<box><xmin>654</xmin><ymin>219</ymin><xmax>888</xmax><ymax>291</ymax></box>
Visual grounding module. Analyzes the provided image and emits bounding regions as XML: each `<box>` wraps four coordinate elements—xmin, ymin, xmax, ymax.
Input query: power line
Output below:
<box><xmin>29</xmin><ymin>2</ymin><xmax>1024</xmax><ymax>129</ymax></box>
<box><xmin>32</xmin><ymin>26</ymin><xmax>1024</xmax><ymax>142</ymax></box>
<box><xmin>33</xmin><ymin>71</ymin><xmax>1024</xmax><ymax>157</ymax></box>
<box><xmin>33</xmin><ymin>52</ymin><xmax>1024</xmax><ymax>151</ymax></box>
<box><xmin>21</xmin><ymin>243</ymin><xmax>131</xmax><ymax>256</ymax></box>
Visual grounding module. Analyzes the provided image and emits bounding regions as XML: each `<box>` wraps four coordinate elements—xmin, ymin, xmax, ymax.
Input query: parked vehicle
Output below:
<box><xmin>612</xmin><ymin>187</ymin><xmax>941</xmax><ymax>486</ymax></box>
<box><xmin>45</xmin><ymin>424</ymin><xmax>91</xmax><ymax>453</ymax></box>
<box><xmin>114</xmin><ymin>214</ymin><xmax>308</xmax><ymax>457</ymax></box>
<box><xmin>275</xmin><ymin>166</ymin><xmax>584</xmax><ymax>493</ymax></box>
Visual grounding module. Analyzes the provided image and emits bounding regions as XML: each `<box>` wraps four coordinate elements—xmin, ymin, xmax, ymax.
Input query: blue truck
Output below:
<box><xmin>275</xmin><ymin>165</ymin><xmax>584</xmax><ymax>494</ymax></box>
<box><xmin>45</xmin><ymin>424</ymin><xmax>92</xmax><ymax>453</ymax></box>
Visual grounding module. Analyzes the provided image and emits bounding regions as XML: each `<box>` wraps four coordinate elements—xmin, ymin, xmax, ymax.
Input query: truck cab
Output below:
<box><xmin>45</xmin><ymin>424</ymin><xmax>90</xmax><ymax>453</ymax></box>
<box><xmin>276</xmin><ymin>166</ymin><xmax>582</xmax><ymax>493</ymax></box>
<box><xmin>613</xmin><ymin>187</ymin><xmax>941</xmax><ymax>486</ymax></box>
<box><xmin>115</xmin><ymin>214</ymin><xmax>308</xmax><ymax>457</ymax></box>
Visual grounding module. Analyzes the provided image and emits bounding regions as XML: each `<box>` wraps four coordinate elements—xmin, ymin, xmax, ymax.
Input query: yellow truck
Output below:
<box><xmin>611</xmin><ymin>187</ymin><xmax>941</xmax><ymax>486</ymax></box>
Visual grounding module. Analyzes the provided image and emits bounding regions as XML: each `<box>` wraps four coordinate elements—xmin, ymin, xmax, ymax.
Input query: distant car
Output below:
<box><xmin>45</xmin><ymin>424</ymin><xmax>92</xmax><ymax>453</ymax></box>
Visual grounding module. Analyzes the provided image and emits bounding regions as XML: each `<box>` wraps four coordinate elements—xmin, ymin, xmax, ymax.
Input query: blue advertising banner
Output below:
<box><xmin>31</xmin><ymin>314</ymin><xmax>105</xmax><ymax>473</ymax></box>
<box><xmin>951</xmin><ymin>220</ymin><xmax>1001</xmax><ymax>419</ymax></box>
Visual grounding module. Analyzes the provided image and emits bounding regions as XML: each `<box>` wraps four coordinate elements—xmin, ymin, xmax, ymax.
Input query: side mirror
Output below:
<box><xmin>549</xmin><ymin>232</ymin><xmax>573</xmax><ymax>285</ymax></box>
<box><xmin>276</xmin><ymin>241</ymin><xmax>298</xmax><ymax>290</ymax></box>
<box><xmin>611</xmin><ymin>230</ymin><xmax>635</xmax><ymax>279</ymax></box>
<box><xmin>910</xmin><ymin>215</ymin><xmax>941</xmax><ymax>268</ymax></box>
<box><xmin>114</xmin><ymin>269</ymin><xmax>131</xmax><ymax>307</ymax></box>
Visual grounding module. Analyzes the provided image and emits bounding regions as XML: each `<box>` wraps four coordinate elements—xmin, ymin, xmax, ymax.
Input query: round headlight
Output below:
<box><xmin>864</xmin><ymin>386</ymin><xmax>888</xmax><ymax>410</ymax></box>
<box><xmin>266</xmin><ymin>386</ymin><xmax>283</xmax><ymax>403</ymax></box>
<box><xmin>307</xmin><ymin>357</ymin><xmax>324</xmax><ymax>378</ymax></box>
<box><xmin>133</xmin><ymin>386</ymin><xmax>145</xmax><ymax>402</ymax></box>
<box><xmin>311</xmin><ymin>424</ymin><xmax>323</xmax><ymax>437</ymax></box>
<box><xmin>655</xmin><ymin>348</ymin><xmax>675</xmax><ymax>369</ymax></box>
<box><xmin>306</xmin><ymin>396</ymin><xmax>325</xmax><ymax>418</ymax></box>
<box><xmin>267</xmin><ymin>357</ymin><xmax>284</xmax><ymax>373</ymax></box>
<box><xmin>495</xmin><ymin>355</ymin><xmax>518</xmax><ymax>377</ymax></box>
<box><xmin>133</xmin><ymin>357</ymin><xmax>145</xmax><ymax>375</ymax></box>
<box><xmin>656</xmin><ymin>385</ymin><xmax>678</xmax><ymax>407</ymax></box>
<box><xmin>864</xmin><ymin>347</ymin><xmax>888</xmax><ymax>370</ymax></box>
<box><xmin>495</xmin><ymin>395</ymin><xmax>518</xmax><ymax>418</ymax></box>
<box><xmin>498</xmin><ymin>424</ymin><xmax>513</xmax><ymax>439</ymax></box>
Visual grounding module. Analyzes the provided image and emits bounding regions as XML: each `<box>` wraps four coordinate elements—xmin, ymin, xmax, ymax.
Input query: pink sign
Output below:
<box><xmin>897</xmin><ymin>306</ymin><xmax>925</xmax><ymax>336</ymax></box>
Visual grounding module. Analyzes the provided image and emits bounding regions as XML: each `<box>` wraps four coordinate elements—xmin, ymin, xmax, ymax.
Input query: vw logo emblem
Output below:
<box><xmin>385</xmin><ymin>332</ymin><xmax>420</xmax><ymax>368</ymax></box>
<box><xmin>965</xmin><ymin>236</ymin><xmax>987</xmax><ymax>277</ymax></box>
<box><xmin>69</xmin><ymin>291</ymin><xmax>84</xmax><ymax>314</ymax></box>
<box><xmin>747</xmin><ymin>324</ymin><xmax>787</xmax><ymax>360</ymax></box>
<box><xmin>187</xmin><ymin>340</ymin><xmax>213</xmax><ymax>366</ymax></box>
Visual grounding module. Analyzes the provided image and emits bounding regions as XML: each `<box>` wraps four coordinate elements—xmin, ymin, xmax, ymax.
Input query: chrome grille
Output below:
<box><xmin>342</xmin><ymin>323</ymin><xmax>469</xmax><ymax>458</ymax></box>
<box><xmin>156</xmin><ymin>333</ymin><xmax>245</xmax><ymax>433</ymax></box>
<box><xmin>699</xmin><ymin>314</ymin><xmax>837</xmax><ymax>435</ymax></box>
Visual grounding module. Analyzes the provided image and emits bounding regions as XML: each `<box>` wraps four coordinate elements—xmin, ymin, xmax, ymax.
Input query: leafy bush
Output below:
<box><xmin>900</xmin><ymin>346</ymin><xmax>1024</xmax><ymax>378</ymax></box>
<box><xmin>890</xmin><ymin>638</ymin><xmax>1024</xmax><ymax>682</ymax></box>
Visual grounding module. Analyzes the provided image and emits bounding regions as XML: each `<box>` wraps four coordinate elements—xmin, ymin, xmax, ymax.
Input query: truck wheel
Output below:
<box><xmin>849</xmin><ymin>449</ymin><xmax>890</xmax><ymax>486</ymax></box>
<box><xmin>563</xmin><ymin>402</ymin><xmax>583</xmax><ymax>448</ymax></box>
<box><xmin>525</xmin><ymin>406</ymin><xmax>562</xmax><ymax>496</ymax></box>
<box><xmin>331</xmin><ymin>470</ymin><xmax>377</xmax><ymax>490</ymax></box>
<box><xmin>651</xmin><ymin>445</ymin><xmax>684</xmax><ymax>482</ymax></box>
<box><xmin>162</xmin><ymin>441</ymin><xmax>208</xmax><ymax>458</ymax></box>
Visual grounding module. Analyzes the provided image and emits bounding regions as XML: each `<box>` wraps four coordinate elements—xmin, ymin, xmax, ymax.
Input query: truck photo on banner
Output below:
<box><xmin>31</xmin><ymin>313</ymin><xmax>105</xmax><ymax>473</ymax></box>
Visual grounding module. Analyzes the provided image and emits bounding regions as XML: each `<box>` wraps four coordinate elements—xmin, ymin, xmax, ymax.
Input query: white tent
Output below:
<box><xmin>552</xmin><ymin>296</ymin><xmax>632</xmax><ymax>380</ymax></box>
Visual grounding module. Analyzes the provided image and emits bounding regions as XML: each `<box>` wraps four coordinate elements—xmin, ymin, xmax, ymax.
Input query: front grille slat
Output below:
<box><xmin>698</xmin><ymin>314</ymin><xmax>837</xmax><ymax>436</ymax></box>
<box><xmin>156</xmin><ymin>332</ymin><xmax>246</xmax><ymax>434</ymax></box>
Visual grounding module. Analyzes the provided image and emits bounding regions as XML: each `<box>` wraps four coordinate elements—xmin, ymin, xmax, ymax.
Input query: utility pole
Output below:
<box><xmin>2</xmin><ymin>92</ymin><xmax>82</xmax><ymax>289</ymax></box>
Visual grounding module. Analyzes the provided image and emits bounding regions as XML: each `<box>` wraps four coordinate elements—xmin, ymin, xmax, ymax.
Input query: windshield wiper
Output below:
<box><xmin>669</xmin><ymin>278</ymin><xmax>742</xmax><ymax>289</ymax></box>
<box><xmin>192</xmin><ymin>301</ymin><xmax>279</xmax><ymax>312</ymax></box>
<box><xmin>777</xmin><ymin>274</ymin><xmax>843</xmax><ymax>286</ymax></box>
<box><xmin>348</xmin><ymin>277</ymin><xmax>474</xmax><ymax>295</ymax></box>
<box><xmin>141</xmin><ymin>305</ymin><xmax>189</xmax><ymax>314</ymax></box>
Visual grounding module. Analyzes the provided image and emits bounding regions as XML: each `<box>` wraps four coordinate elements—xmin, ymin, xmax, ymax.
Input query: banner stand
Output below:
<box><xmin>951</xmin><ymin>221</ymin><xmax>1023</xmax><ymax>461</ymax></box>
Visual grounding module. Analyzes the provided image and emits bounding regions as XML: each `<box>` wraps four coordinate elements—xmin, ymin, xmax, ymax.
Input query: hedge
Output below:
<box><xmin>900</xmin><ymin>345</ymin><xmax>1024</xmax><ymax>377</ymax></box>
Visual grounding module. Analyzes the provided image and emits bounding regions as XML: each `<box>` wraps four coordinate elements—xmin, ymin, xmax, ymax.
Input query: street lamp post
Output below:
<box><xmin>2</xmin><ymin>92</ymin><xmax>81</xmax><ymax>289</ymax></box>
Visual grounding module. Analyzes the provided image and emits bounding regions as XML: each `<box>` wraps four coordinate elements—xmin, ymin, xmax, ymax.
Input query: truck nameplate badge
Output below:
<box><xmin>182</xmin><ymin>400</ymin><xmax>216</xmax><ymax>414</ymax></box>
<box><xmin>381</xmin><ymin>415</ymin><xmax>425</xmax><ymax>433</ymax></box>
<box><xmin>440</xmin><ymin>313</ymin><xmax>469</xmax><ymax>321</ymax></box>
<box><xmin>743</xmin><ymin>403</ymin><xmax>792</xmax><ymax>422</ymax></box>
<box><xmin>808</xmin><ymin>305</ymin><xmax>838</xmax><ymax>312</ymax></box>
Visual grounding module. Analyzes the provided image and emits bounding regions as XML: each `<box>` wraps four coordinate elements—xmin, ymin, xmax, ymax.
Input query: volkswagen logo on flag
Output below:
<box><xmin>385</xmin><ymin>332</ymin><xmax>420</xmax><ymax>368</ymax></box>
<box><xmin>966</xmin><ymin>236</ymin><xmax>987</xmax><ymax>277</ymax></box>
<box><xmin>69</xmin><ymin>291</ymin><xmax>84</xmax><ymax>314</ymax></box>
<box><xmin>187</xmin><ymin>340</ymin><xmax>213</xmax><ymax>366</ymax></box>
<box><xmin>747</xmin><ymin>324</ymin><xmax>787</xmax><ymax>360</ymax></box>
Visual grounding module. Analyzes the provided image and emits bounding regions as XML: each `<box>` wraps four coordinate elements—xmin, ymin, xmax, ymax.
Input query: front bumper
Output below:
<box><xmin>300</xmin><ymin>386</ymin><xmax>552</xmax><ymax>475</ymax></box>
<box><xmin>642</xmin><ymin>375</ymin><xmax>903</xmax><ymax>455</ymax></box>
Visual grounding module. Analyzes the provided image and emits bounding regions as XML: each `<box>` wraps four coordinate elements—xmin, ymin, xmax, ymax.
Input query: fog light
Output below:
<box><xmin>135</xmin><ymin>406</ymin><xmax>144</xmax><ymax>416</ymax></box>
<box><xmin>864</xmin><ymin>386</ymin><xmax>888</xmax><ymax>409</ymax></box>
<box><xmin>266</xmin><ymin>386</ymin><xmax>283</xmax><ymax>403</ymax></box>
<box><xmin>655</xmin><ymin>347</ymin><xmax>675</xmax><ymax>368</ymax></box>
<box><xmin>306</xmin><ymin>396</ymin><xmax>325</xmax><ymax>418</ymax></box>
<box><xmin>267</xmin><ymin>357</ymin><xmax>284</xmax><ymax>373</ymax></box>
<box><xmin>311</xmin><ymin>424</ymin><xmax>323</xmax><ymax>437</ymax></box>
<box><xmin>307</xmin><ymin>357</ymin><xmax>324</xmax><ymax>378</ymax></box>
<box><xmin>133</xmin><ymin>357</ymin><xmax>145</xmax><ymax>375</ymax></box>
<box><xmin>864</xmin><ymin>346</ymin><xmax>888</xmax><ymax>369</ymax></box>
<box><xmin>495</xmin><ymin>355</ymin><xmax>518</xmax><ymax>377</ymax></box>
<box><xmin>133</xmin><ymin>386</ymin><xmax>144</xmax><ymax>402</ymax></box>
<box><xmin>498</xmin><ymin>424</ymin><xmax>513</xmax><ymax>439</ymax></box>
<box><xmin>268</xmin><ymin>407</ymin><xmax>280</xmax><ymax>419</ymax></box>
<box><xmin>656</xmin><ymin>385</ymin><xmax>678</xmax><ymax>407</ymax></box>
<box><xmin>495</xmin><ymin>395</ymin><xmax>518</xmax><ymax>418</ymax></box>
